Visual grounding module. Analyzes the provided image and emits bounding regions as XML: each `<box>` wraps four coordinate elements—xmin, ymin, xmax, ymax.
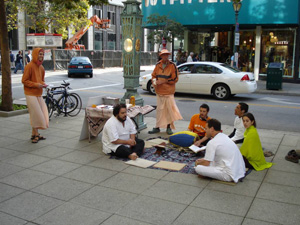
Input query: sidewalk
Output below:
<box><xmin>0</xmin><ymin>112</ymin><xmax>300</xmax><ymax>225</ymax></box>
<box><xmin>255</xmin><ymin>80</ymin><xmax>300</xmax><ymax>96</ymax></box>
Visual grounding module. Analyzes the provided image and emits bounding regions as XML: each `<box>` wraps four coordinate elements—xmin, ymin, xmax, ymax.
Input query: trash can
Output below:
<box><xmin>266</xmin><ymin>63</ymin><xmax>283</xmax><ymax>90</ymax></box>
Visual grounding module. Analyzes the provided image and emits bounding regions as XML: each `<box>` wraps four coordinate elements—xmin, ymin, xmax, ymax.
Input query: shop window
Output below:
<box><xmin>94</xmin><ymin>32</ymin><xmax>102</xmax><ymax>50</ymax></box>
<box><xmin>238</xmin><ymin>31</ymin><xmax>256</xmax><ymax>72</ymax></box>
<box><xmin>108</xmin><ymin>11</ymin><xmax>115</xmax><ymax>25</ymax></box>
<box><xmin>260</xmin><ymin>29</ymin><xmax>295</xmax><ymax>78</ymax></box>
<box><xmin>108</xmin><ymin>33</ymin><xmax>116</xmax><ymax>50</ymax></box>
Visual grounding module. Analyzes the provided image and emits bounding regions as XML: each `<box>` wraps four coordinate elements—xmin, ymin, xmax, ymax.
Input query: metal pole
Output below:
<box><xmin>233</xmin><ymin>11</ymin><xmax>239</xmax><ymax>68</ymax></box>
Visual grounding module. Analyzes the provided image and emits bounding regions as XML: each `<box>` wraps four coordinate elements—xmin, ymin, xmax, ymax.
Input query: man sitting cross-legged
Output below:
<box><xmin>102</xmin><ymin>104</ymin><xmax>145</xmax><ymax>160</ymax></box>
<box><xmin>228</xmin><ymin>102</ymin><xmax>249</xmax><ymax>144</ymax></box>
<box><xmin>188</xmin><ymin>103</ymin><xmax>211</xmax><ymax>146</ymax></box>
<box><xmin>195</xmin><ymin>119</ymin><xmax>246</xmax><ymax>183</ymax></box>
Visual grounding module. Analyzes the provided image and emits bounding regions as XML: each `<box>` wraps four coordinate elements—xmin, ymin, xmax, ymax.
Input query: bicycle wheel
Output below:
<box><xmin>58</xmin><ymin>93</ymin><xmax>82</xmax><ymax>117</ymax></box>
<box><xmin>44</xmin><ymin>96</ymin><xmax>55</xmax><ymax>118</ymax></box>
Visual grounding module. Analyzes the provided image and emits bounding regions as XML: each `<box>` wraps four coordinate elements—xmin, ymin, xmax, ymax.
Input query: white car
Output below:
<box><xmin>139</xmin><ymin>62</ymin><xmax>257</xmax><ymax>100</ymax></box>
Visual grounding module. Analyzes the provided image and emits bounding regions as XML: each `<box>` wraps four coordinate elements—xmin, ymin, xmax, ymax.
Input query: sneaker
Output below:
<box><xmin>148</xmin><ymin>127</ymin><xmax>160</xmax><ymax>134</ymax></box>
<box><xmin>166</xmin><ymin>128</ymin><xmax>173</xmax><ymax>135</ymax></box>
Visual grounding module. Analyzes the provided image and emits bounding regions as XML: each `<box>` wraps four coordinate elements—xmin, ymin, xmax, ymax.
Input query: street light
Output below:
<box><xmin>232</xmin><ymin>0</ymin><xmax>242</xmax><ymax>68</ymax></box>
<box><xmin>121</xmin><ymin>0</ymin><xmax>146</xmax><ymax>130</ymax></box>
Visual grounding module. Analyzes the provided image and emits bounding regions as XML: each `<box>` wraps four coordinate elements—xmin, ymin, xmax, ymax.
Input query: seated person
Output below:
<box><xmin>195</xmin><ymin>119</ymin><xmax>246</xmax><ymax>183</ymax></box>
<box><xmin>240</xmin><ymin>113</ymin><xmax>273</xmax><ymax>170</ymax></box>
<box><xmin>188</xmin><ymin>103</ymin><xmax>211</xmax><ymax>146</ymax></box>
<box><xmin>228</xmin><ymin>102</ymin><xmax>249</xmax><ymax>144</ymax></box>
<box><xmin>102</xmin><ymin>104</ymin><xmax>145</xmax><ymax>160</ymax></box>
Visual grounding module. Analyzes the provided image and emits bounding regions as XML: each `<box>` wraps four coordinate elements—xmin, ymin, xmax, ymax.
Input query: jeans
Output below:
<box><xmin>14</xmin><ymin>62</ymin><xmax>24</xmax><ymax>73</ymax></box>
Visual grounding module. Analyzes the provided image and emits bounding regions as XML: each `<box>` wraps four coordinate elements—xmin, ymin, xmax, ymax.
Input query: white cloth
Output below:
<box><xmin>195</xmin><ymin>133</ymin><xmax>245</xmax><ymax>183</ymax></box>
<box><xmin>102</xmin><ymin>116</ymin><xmax>136</xmax><ymax>154</ymax></box>
<box><xmin>187</xmin><ymin>56</ymin><xmax>193</xmax><ymax>62</ymax></box>
<box><xmin>231</xmin><ymin>116</ymin><xmax>245</xmax><ymax>142</ymax></box>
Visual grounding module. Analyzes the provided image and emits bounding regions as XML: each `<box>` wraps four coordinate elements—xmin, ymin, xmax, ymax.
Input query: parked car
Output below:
<box><xmin>68</xmin><ymin>56</ymin><xmax>93</xmax><ymax>78</ymax></box>
<box><xmin>139</xmin><ymin>62</ymin><xmax>257</xmax><ymax>100</ymax></box>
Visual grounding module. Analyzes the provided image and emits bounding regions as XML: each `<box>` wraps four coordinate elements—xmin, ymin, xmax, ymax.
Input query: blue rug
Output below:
<box><xmin>110</xmin><ymin>137</ymin><xmax>253</xmax><ymax>177</ymax></box>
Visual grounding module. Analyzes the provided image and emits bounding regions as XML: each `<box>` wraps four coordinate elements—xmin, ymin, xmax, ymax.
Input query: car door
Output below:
<box><xmin>190</xmin><ymin>64</ymin><xmax>222</xmax><ymax>94</ymax></box>
<box><xmin>176</xmin><ymin>64</ymin><xmax>194</xmax><ymax>93</ymax></box>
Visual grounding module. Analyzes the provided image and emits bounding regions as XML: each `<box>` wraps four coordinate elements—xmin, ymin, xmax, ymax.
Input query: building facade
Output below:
<box><xmin>8</xmin><ymin>0</ymin><xmax>126</xmax><ymax>52</ymax></box>
<box><xmin>142</xmin><ymin>0</ymin><xmax>300</xmax><ymax>82</ymax></box>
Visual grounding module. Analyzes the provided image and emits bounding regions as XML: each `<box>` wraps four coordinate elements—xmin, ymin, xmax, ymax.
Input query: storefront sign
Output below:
<box><xmin>143</xmin><ymin>0</ymin><xmax>299</xmax><ymax>26</ymax></box>
<box><xmin>274</xmin><ymin>41</ymin><xmax>289</xmax><ymax>45</ymax></box>
<box><xmin>26</xmin><ymin>33</ymin><xmax>62</xmax><ymax>47</ymax></box>
<box><xmin>235</xmin><ymin>33</ymin><xmax>240</xmax><ymax>46</ymax></box>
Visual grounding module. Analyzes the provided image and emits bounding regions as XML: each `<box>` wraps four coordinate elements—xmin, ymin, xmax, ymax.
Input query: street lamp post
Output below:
<box><xmin>232</xmin><ymin>0</ymin><xmax>242</xmax><ymax>68</ymax></box>
<box><xmin>121</xmin><ymin>0</ymin><xmax>146</xmax><ymax>130</ymax></box>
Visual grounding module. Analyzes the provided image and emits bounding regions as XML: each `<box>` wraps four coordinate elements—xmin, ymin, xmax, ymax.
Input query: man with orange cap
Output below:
<box><xmin>148</xmin><ymin>49</ymin><xmax>182</xmax><ymax>135</ymax></box>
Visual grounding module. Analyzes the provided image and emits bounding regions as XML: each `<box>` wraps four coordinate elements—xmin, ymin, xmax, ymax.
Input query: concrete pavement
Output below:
<box><xmin>0</xmin><ymin>111</ymin><xmax>300</xmax><ymax>225</ymax></box>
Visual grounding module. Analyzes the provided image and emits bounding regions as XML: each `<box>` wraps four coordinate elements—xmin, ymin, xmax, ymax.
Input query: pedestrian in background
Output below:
<box><xmin>10</xmin><ymin>51</ymin><xmax>15</xmax><ymax>69</ymax></box>
<box><xmin>176</xmin><ymin>48</ymin><xmax>182</xmax><ymax>66</ymax></box>
<box><xmin>22</xmin><ymin>48</ymin><xmax>49</xmax><ymax>143</ymax></box>
<box><xmin>14</xmin><ymin>50</ymin><xmax>24</xmax><ymax>74</ymax></box>
<box><xmin>148</xmin><ymin>49</ymin><xmax>183</xmax><ymax>135</ymax></box>
<box><xmin>187</xmin><ymin>52</ymin><xmax>194</xmax><ymax>62</ymax></box>
<box><xmin>25</xmin><ymin>50</ymin><xmax>31</xmax><ymax>65</ymax></box>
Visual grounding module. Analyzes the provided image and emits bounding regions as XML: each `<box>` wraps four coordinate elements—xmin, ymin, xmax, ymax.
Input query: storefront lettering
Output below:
<box><xmin>274</xmin><ymin>41</ymin><xmax>288</xmax><ymax>45</ymax></box>
<box><xmin>145</xmin><ymin>0</ymin><xmax>235</xmax><ymax>7</ymax></box>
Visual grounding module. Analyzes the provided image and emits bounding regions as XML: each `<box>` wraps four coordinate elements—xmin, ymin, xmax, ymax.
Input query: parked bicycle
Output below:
<box><xmin>43</xmin><ymin>81</ymin><xmax>82</xmax><ymax>118</ymax></box>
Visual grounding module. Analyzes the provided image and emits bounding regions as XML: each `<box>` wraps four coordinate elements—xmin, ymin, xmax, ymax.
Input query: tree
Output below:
<box><xmin>0</xmin><ymin>0</ymin><xmax>108</xmax><ymax>111</ymax></box>
<box><xmin>0</xmin><ymin>0</ymin><xmax>13</xmax><ymax>111</ymax></box>
<box><xmin>145</xmin><ymin>13</ymin><xmax>185</xmax><ymax>52</ymax></box>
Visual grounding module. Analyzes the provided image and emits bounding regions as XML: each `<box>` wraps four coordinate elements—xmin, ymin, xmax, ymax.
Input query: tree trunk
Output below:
<box><xmin>0</xmin><ymin>0</ymin><xmax>13</xmax><ymax>111</ymax></box>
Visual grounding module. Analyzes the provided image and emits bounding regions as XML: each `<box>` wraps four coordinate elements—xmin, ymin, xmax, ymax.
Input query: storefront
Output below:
<box><xmin>142</xmin><ymin>0</ymin><xmax>300</xmax><ymax>82</ymax></box>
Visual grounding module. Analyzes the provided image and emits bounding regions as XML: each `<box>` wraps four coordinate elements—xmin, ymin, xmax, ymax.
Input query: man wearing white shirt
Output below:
<box><xmin>102</xmin><ymin>104</ymin><xmax>145</xmax><ymax>160</ymax></box>
<box><xmin>195</xmin><ymin>119</ymin><xmax>245</xmax><ymax>183</ymax></box>
<box><xmin>228</xmin><ymin>102</ymin><xmax>249</xmax><ymax>144</ymax></box>
<box><xmin>187</xmin><ymin>52</ymin><xmax>194</xmax><ymax>62</ymax></box>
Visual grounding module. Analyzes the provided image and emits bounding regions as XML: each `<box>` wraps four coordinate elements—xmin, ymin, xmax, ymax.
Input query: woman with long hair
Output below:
<box><xmin>240</xmin><ymin>113</ymin><xmax>272</xmax><ymax>170</ymax></box>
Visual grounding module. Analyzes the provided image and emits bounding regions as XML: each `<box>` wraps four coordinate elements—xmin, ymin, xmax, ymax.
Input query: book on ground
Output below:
<box><xmin>125</xmin><ymin>158</ymin><xmax>157</xmax><ymax>168</ymax></box>
<box><xmin>189</xmin><ymin>145</ymin><xmax>206</xmax><ymax>153</ymax></box>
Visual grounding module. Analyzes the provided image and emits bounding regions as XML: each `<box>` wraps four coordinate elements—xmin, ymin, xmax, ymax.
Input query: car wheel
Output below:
<box><xmin>90</xmin><ymin>73</ymin><xmax>93</xmax><ymax>78</ymax></box>
<box><xmin>68</xmin><ymin>73</ymin><xmax>71</xmax><ymax>78</ymax></box>
<box><xmin>212</xmin><ymin>84</ymin><xmax>230</xmax><ymax>100</ymax></box>
<box><xmin>147</xmin><ymin>81</ymin><xmax>156</xmax><ymax>95</ymax></box>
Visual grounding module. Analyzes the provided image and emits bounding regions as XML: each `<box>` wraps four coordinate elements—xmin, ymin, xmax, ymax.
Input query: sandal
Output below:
<box><xmin>285</xmin><ymin>155</ymin><xmax>299</xmax><ymax>163</ymax></box>
<box><xmin>32</xmin><ymin>136</ymin><xmax>39</xmax><ymax>144</ymax></box>
<box><xmin>264</xmin><ymin>151</ymin><xmax>274</xmax><ymax>157</ymax></box>
<box><xmin>285</xmin><ymin>150</ymin><xmax>299</xmax><ymax>163</ymax></box>
<box><xmin>37</xmin><ymin>135</ymin><xmax>46</xmax><ymax>140</ymax></box>
<box><xmin>32</xmin><ymin>134</ymin><xmax>46</xmax><ymax>141</ymax></box>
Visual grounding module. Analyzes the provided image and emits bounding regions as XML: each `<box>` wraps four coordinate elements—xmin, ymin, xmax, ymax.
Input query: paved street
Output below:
<box><xmin>5</xmin><ymin>66</ymin><xmax>300</xmax><ymax>132</ymax></box>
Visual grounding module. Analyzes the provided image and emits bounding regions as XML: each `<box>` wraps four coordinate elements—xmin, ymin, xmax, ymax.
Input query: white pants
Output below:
<box><xmin>195</xmin><ymin>165</ymin><xmax>233</xmax><ymax>182</ymax></box>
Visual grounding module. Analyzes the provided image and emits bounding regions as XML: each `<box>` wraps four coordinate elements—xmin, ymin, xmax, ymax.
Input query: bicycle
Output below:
<box><xmin>43</xmin><ymin>81</ymin><xmax>82</xmax><ymax>118</ymax></box>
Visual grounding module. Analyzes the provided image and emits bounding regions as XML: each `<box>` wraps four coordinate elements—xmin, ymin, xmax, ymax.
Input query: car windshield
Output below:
<box><xmin>71</xmin><ymin>57</ymin><xmax>90</xmax><ymax>63</ymax></box>
<box><xmin>220</xmin><ymin>63</ymin><xmax>240</xmax><ymax>73</ymax></box>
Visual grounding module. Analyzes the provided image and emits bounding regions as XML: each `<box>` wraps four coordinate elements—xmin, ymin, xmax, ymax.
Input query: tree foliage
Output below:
<box><xmin>5</xmin><ymin>0</ymin><xmax>109</xmax><ymax>39</ymax></box>
<box><xmin>145</xmin><ymin>13</ymin><xmax>185</xmax><ymax>47</ymax></box>
<box><xmin>1</xmin><ymin>0</ymin><xmax>109</xmax><ymax>111</ymax></box>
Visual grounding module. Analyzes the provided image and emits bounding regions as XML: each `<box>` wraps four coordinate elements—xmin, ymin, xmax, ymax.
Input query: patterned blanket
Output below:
<box><xmin>86</xmin><ymin>105</ymin><xmax>155</xmax><ymax>137</ymax></box>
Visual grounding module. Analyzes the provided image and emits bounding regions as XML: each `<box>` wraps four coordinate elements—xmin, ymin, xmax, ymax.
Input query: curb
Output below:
<box><xmin>255</xmin><ymin>90</ymin><xmax>300</xmax><ymax>96</ymax></box>
<box><xmin>0</xmin><ymin>109</ymin><xmax>28</xmax><ymax>117</ymax></box>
